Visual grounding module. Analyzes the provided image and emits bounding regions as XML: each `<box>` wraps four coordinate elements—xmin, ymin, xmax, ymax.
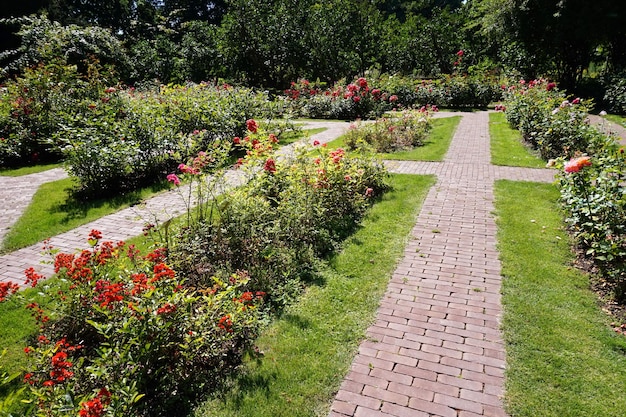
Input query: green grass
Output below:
<box><xmin>490</xmin><ymin>112</ymin><xmax>545</xmax><ymax>167</ymax></box>
<box><xmin>605</xmin><ymin>114</ymin><xmax>626</xmax><ymax>129</ymax></box>
<box><xmin>326</xmin><ymin>116</ymin><xmax>461</xmax><ymax>161</ymax></box>
<box><xmin>0</xmin><ymin>162</ymin><xmax>63</xmax><ymax>177</ymax></box>
<box><xmin>495</xmin><ymin>180</ymin><xmax>626</xmax><ymax>417</ymax></box>
<box><xmin>280</xmin><ymin>127</ymin><xmax>326</xmax><ymax>147</ymax></box>
<box><xmin>194</xmin><ymin>173</ymin><xmax>435</xmax><ymax>417</ymax></box>
<box><xmin>1</xmin><ymin>177</ymin><xmax>171</xmax><ymax>253</ymax></box>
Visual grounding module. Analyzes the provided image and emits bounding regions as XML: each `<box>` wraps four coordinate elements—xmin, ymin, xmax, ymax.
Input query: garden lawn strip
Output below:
<box><xmin>193</xmin><ymin>173</ymin><xmax>436</xmax><ymax>417</ymax></box>
<box><xmin>489</xmin><ymin>112</ymin><xmax>545</xmax><ymax>168</ymax></box>
<box><xmin>495</xmin><ymin>180</ymin><xmax>626</xmax><ymax>417</ymax></box>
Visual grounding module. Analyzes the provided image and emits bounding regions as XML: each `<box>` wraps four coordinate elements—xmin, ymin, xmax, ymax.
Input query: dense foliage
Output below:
<box><xmin>502</xmin><ymin>79</ymin><xmax>603</xmax><ymax>160</ymax></box>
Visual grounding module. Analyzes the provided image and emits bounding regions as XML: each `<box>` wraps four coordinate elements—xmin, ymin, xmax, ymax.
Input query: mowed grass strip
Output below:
<box><xmin>490</xmin><ymin>112</ymin><xmax>544</xmax><ymax>167</ymax></box>
<box><xmin>495</xmin><ymin>180</ymin><xmax>626</xmax><ymax>417</ymax></box>
<box><xmin>194</xmin><ymin>173</ymin><xmax>435</xmax><ymax>417</ymax></box>
<box><xmin>0</xmin><ymin>162</ymin><xmax>63</xmax><ymax>177</ymax></box>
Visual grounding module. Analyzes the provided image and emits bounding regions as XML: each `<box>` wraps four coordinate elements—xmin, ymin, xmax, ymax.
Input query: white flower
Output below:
<box><xmin>599</xmin><ymin>110</ymin><xmax>607</xmax><ymax>116</ymax></box>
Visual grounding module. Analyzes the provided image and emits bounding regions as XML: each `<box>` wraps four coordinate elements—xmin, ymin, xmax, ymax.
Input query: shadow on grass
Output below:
<box><xmin>52</xmin><ymin>180</ymin><xmax>172</xmax><ymax>224</ymax></box>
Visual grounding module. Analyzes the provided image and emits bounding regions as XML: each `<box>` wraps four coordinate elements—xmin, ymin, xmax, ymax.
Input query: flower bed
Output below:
<box><xmin>502</xmin><ymin>79</ymin><xmax>626</xmax><ymax>301</ymax></box>
<box><xmin>0</xmin><ymin>121</ymin><xmax>388</xmax><ymax>416</ymax></box>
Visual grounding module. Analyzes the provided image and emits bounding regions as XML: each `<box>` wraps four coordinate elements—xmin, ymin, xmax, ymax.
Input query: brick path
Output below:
<box><xmin>328</xmin><ymin>112</ymin><xmax>554</xmax><ymax>417</ymax></box>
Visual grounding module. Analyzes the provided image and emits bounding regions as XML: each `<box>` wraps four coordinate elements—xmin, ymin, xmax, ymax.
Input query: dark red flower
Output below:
<box><xmin>246</xmin><ymin>119</ymin><xmax>259</xmax><ymax>134</ymax></box>
<box><xmin>263</xmin><ymin>158</ymin><xmax>277</xmax><ymax>174</ymax></box>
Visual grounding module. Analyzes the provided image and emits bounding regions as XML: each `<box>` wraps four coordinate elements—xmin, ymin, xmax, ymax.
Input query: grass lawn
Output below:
<box><xmin>0</xmin><ymin>162</ymin><xmax>63</xmax><ymax>177</ymax></box>
<box><xmin>1</xmin><ymin>177</ymin><xmax>171</xmax><ymax>253</ymax></box>
<box><xmin>326</xmin><ymin>116</ymin><xmax>461</xmax><ymax>161</ymax></box>
<box><xmin>495</xmin><ymin>180</ymin><xmax>626</xmax><ymax>417</ymax></box>
<box><xmin>605</xmin><ymin>114</ymin><xmax>626</xmax><ymax>128</ymax></box>
<box><xmin>490</xmin><ymin>112</ymin><xmax>545</xmax><ymax>167</ymax></box>
<box><xmin>193</xmin><ymin>173</ymin><xmax>435</xmax><ymax>417</ymax></box>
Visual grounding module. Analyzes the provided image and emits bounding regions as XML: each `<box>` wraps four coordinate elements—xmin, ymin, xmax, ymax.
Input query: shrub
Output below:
<box><xmin>602</xmin><ymin>72</ymin><xmax>626</xmax><ymax>115</ymax></box>
<box><xmin>0</xmin><ymin>62</ymin><xmax>104</xmax><ymax>166</ymax></box>
<box><xmin>343</xmin><ymin>108</ymin><xmax>434</xmax><ymax>153</ymax></box>
<box><xmin>15</xmin><ymin>232</ymin><xmax>265</xmax><ymax>417</ymax></box>
<box><xmin>503</xmin><ymin>79</ymin><xmax>603</xmax><ymax>159</ymax></box>
<box><xmin>167</xmin><ymin>121</ymin><xmax>389</xmax><ymax>308</ymax></box>
<box><xmin>60</xmin><ymin>84</ymin><xmax>272</xmax><ymax>197</ymax></box>
<box><xmin>557</xmin><ymin>146</ymin><xmax>626</xmax><ymax>300</ymax></box>
<box><xmin>284</xmin><ymin>77</ymin><xmax>395</xmax><ymax>120</ymax></box>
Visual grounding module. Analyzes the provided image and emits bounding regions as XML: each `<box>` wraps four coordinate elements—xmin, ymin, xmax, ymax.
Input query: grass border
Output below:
<box><xmin>495</xmin><ymin>180</ymin><xmax>626</xmax><ymax>417</ymax></box>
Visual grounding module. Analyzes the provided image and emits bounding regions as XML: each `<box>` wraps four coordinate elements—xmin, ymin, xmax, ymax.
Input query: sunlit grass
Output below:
<box><xmin>490</xmin><ymin>112</ymin><xmax>544</xmax><ymax>167</ymax></box>
<box><xmin>495</xmin><ymin>180</ymin><xmax>626</xmax><ymax>417</ymax></box>
<box><xmin>0</xmin><ymin>162</ymin><xmax>63</xmax><ymax>177</ymax></box>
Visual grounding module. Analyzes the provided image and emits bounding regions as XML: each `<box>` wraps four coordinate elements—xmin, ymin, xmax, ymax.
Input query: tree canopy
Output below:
<box><xmin>0</xmin><ymin>0</ymin><xmax>624</xmax><ymax>91</ymax></box>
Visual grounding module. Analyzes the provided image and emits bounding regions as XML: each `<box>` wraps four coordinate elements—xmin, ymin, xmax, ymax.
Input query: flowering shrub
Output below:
<box><xmin>343</xmin><ymin>108</ymin><xmax>434</xmax><ymax>153</ymax></box>
<box><xmin>168</xmin><ymin>120</ymin><xmax>389</xmax><ymax>307</ymax></box>
<box><xmin>557</xmin><ymin>145</ymin><xmax>626</xmax><ymax>300</ymax></box>
<box><xmin>60</xmin><ymin>83</ymin><xmax>271</xmax><ymax>197</ymax></box>
<box><xmin>502</xmin><ymin>79</ymin><xmax>604</xmax><ymax>159</ymax></box>
<box><xmin>284</xmin><ymin>74</ymin><xmax>501</xmax><ymax>119</ymax></box>
<box><xmin>0</xmin><ymin>62</ymin><xmax>106</xmax><ymax>166</ymax></box>
<box><xmin>15</xmin><ymin>231</ymin><xmax>264</xmax><ymax>416</ymax></box>
<box><xmin>284</xmin><ymin>77</ymin><xmax>395</xmax><ymax>120</ymax></box>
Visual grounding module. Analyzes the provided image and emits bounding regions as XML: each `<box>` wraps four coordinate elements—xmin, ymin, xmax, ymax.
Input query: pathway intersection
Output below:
<box><xmin>0</xmin><ymin>113</ymin><xmax>556</xmax><ymax>416</ymax></box>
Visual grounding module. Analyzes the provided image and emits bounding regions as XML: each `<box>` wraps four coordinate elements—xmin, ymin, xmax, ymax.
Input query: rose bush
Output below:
<box><xmin>343</xmin><ymin>108</ymin><xmax>434</xmax><ymax>153</ymax></box>
<box><xmin>14</xmin><ymin>231</ymin><xmax>265</xmax><ymax>417</ymax></box>
<box><xmin>168</xmin><ymin>120</ymin><xmax>389</xmax><ymax>308</ymax></box>
<box><xmin>502</xmin><ymin>79</ymin><xmax>604</xmax><ymax>159</ymax></box>
<box><xmin>557</xmin><ymin>145</ymin><xmax>626</xmax><ymax>300</ymax></box>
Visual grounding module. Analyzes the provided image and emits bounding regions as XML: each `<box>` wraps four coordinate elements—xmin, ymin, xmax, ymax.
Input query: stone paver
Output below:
<box><xmin>328</xmin><ymin>112</ymin><xmax>555</xmax><ymax>417</ymax></box>
<box><xmin>0</xmin><ymin>114</ymin><xmax>559</xmax><ymax>416</ymax></box>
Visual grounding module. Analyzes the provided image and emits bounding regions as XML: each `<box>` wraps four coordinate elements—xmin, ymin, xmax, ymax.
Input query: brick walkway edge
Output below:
<box><xmin>328</xmin><ymin>112</ymin><xmax>554</xmax><ymax>417</ymax></box>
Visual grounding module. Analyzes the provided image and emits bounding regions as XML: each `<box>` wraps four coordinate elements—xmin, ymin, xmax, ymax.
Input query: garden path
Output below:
<box><xmin>0</xmin><ymin>168</ymin><xmax>68</xmax><ymax>244</ymax></box>
<box><xmin>0</xmin><ymin>113</ymin><xmax>558</xmax><ymax>417</ymax></box>
<box><xmin>328</xmin><ymin>111</ymin><xmax>554</xmax><ymax>417</ymax></box>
